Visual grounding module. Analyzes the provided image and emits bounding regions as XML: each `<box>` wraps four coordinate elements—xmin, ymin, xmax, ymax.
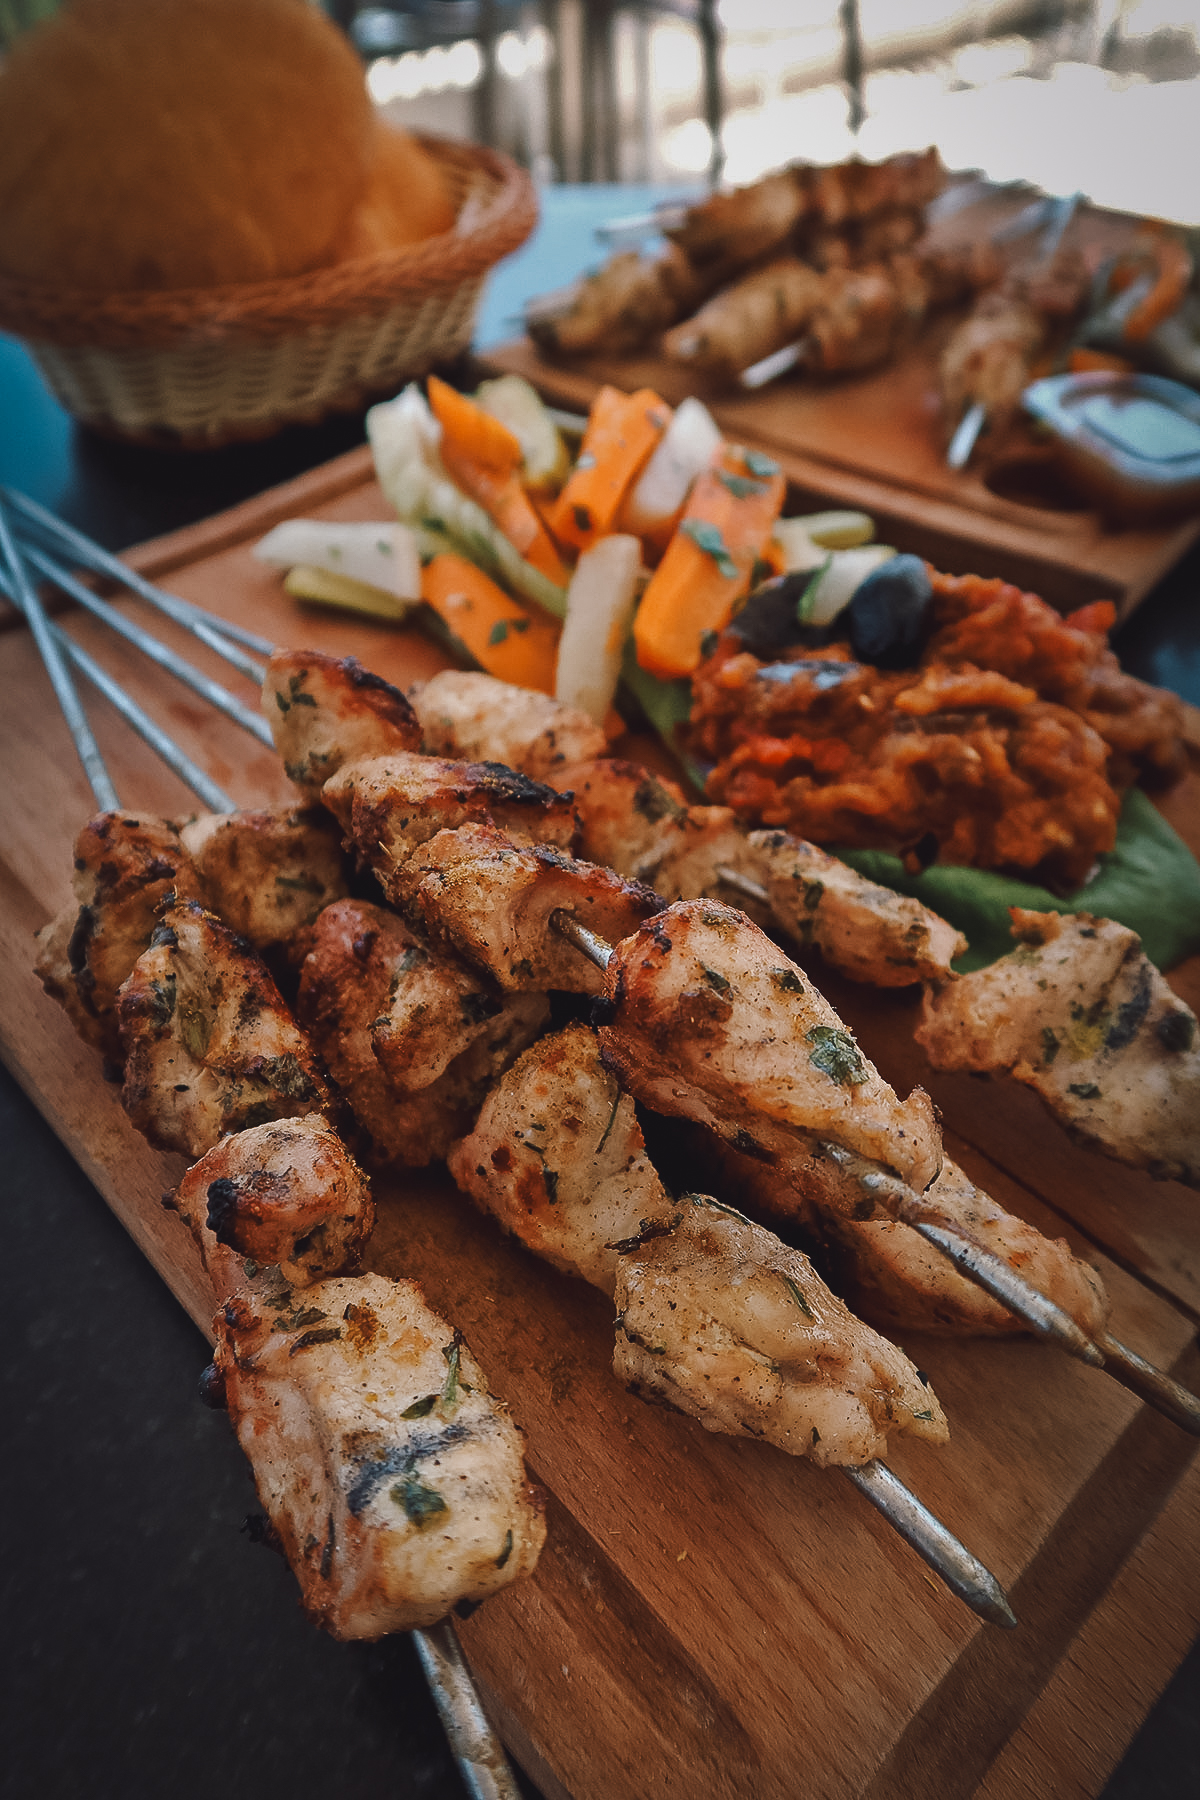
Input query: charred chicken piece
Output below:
<box><xmin>597</xmin><ymin>899</ymin><xmax>942</xmax><ymax>1215</ymax></box>
<box><xmin>448</xmin><ymin>1022</ymin><xmax>677</xmax><ymax>1292</ymax></box>
<box><xmin>409</xmin><ymin>670</ymin><xmax>607</xmax><ymax>783</ymax></box>
<box><xmin>213</xmin><ymin>1271</ymin><xmax>546</xmax><ymax>1639</ymax></box>
<box><xmin>396</xmin><ymin>822</ymin><xmax>663</xmax><ymax>995</ymax></box>
<box><xmin>917</xmin><ymin>909</ymin><xmax>1200</xmax><ymax>1188</ymax></box>
<box><xmin>524</xmin><ymin>240</ymin><xmax>708</xmax><ymax>357</ymax></box>
<box><xmin>741</xmin><ymin>829</ymin><xmax>965</xmax><ymax>987</ymax></box>
<box><xmin>614</xmin><ymin>1193</ymin><xmax>948</xmax><ymax>1468</ymax></box>
<box><xmin>556</xmin><ymin>757</ymin><xmax>963</xmax><ymax>987</ymax></box>
<box><xmin>174</xmin><ymin>1113</ymin><xmax>374</xmax><ymax>1288</ymax></box>
<box><xmin>321</xmin><ymin>752</ymin><xmax>579</xmax><ymax>892</ymax></box>
<box><xmin>554</xmin><ymin>757</ymin><xmax>691</xmax><ymax>879</ymax></box>
<box><xmin>263</xmin><ymin>648</ymin><xmax>422</xmax><ymax>792</ymax></box>
<box><xmin>821</xmin><ymin>1153</ymin><xmax>1109</xmax><ymax>1337</ymax></box>
<box><xmin>118</xmin><ymin>897</ymin><xmax>328</xmax><ymax>1158</ymax></box>
<box><xmin>664</xmin><ymin>166</ymin><xmax>810</xmax><ymax>271</ymax></box>
<box><xmin>662</xmin><ymin>256</ymin><xmax>827</xmax><ymax>378</ymax></box>
<box><xmin>180</xmin><ymin>804</ymin><xmax>349</xmax><ymax>964</ymax></box>
<box><xmin>807</xmin><ymin>148</ymin><xmax>944</xmax><ymax>228</ymax></box>
<box><xmin>35</xmin><ymin>810</ymin><xmax>203</xmax><ymax>1059</ymax></box>
<box><xmin>297</xmin><ymin>898</ymin><xmax>546</xmax><ymax>1169</ymax></box>
<box><xmin>450</xmin><ymin>1027</ymin><xmax>947</xmax><ymax>1467</ymax></box>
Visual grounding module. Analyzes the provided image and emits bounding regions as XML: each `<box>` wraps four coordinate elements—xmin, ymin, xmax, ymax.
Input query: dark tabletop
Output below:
<box><xmin>2</xmin><ymin>183</ymin><xmax>1198</xmax><ymax>1799</ymax></box>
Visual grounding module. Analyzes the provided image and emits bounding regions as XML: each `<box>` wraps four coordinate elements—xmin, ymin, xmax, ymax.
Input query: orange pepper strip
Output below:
<box><xmin>427</xmin><ymin>376</ymin><xmax>571</xmax><ymax>585</ymax></box>
<box><xmin>633</xmin><ymin>444</ymin><xmax>786</xmax><ymax>680</ymax></box>
<box><xmin>547</xmin><ymin>385</ymin><xmax>671</xmax><ymax>553</ymax></box>
<box><xmin>421</xmin><ymin>552</ymin><xmax>561</xmax><ymax>695</ymax></box>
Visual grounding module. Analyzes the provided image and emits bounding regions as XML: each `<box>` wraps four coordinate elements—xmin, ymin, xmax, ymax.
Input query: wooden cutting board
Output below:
<box><xmin>480</xmin><ymin>183</ymin><xmax>1200</xmax><ymax>621</ymax></box>
<box><xmin>0</xmin><ymin>451</ymin><xmax>1197</xmax><ymax>1800</ymax></box>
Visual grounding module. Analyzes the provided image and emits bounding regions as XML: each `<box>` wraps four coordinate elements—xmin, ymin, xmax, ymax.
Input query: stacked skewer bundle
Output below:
<box><xmin>5</xmin><ymin>490</ymin><xmax>1200</xmax><ymax>1785</ymax></box>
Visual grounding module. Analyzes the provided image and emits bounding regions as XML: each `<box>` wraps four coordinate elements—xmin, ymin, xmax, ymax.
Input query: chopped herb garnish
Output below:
<box><xmin>595</xmin><ymin>1092</ymin><xmax>622</xmax><ymax>1157</ymax></box>
<box><xmin>782</xmin><ymin>1275</ymin><xmax>813</xmax><ymax>1317</ymax></box>
<box><xmin>542</xmin><ymin>1166</ymin><xmax>559</xmax><ymax>1205</ymax></box>
<box><xmin>699</xmin><ymin>629</ymin><xmax>719</xmax><ymax>659</ymax></box>
<box><xmin>496</xmin><ymin>1529</ymin><xmax>514</xmax><ymax>1569</ymax></box>
<box><xmin>275</xmin><ymin>871</ymin><xmax>325</xmax><ymax>895</ymax></box>
<box><xmin>289</xmin><ymin>1326</ymin><xmax>342</xmax><ymax>1355</ymax></box>
<box><xmin>287</xmin><ymin>674</ymin><xmax>317</xmax><ymax>709</ymax></box>
<box><xmin>771</xmin><ymin>967</ymin><xmax>804</xmax><ymax>994</ymax></box>
<box><xmin>1067</xmin><ymin>1082</ymin><xmax>1101</xmax><ymax>1099</ymax></box>
<box><xmin>805</xmin><ymin>1024</ymin><xmax>868</xmax><ymax>1086</ymax></box>
<box><xmin>795</xmin><ymin>554</ymin><xmax>832</xmax><ymax>625</ymax></box>
<box><xmin>743</xmin><ymin>449</ymin><xmax>780</xmax><ymax>477</ymax></box>
<box><xmin>440</xmin><ymin>1340</ymin><xmax>464</xmax><ymax>1411</ymax></box>
<box><xmin>802</xmin><ymin>880</ymin><xmax>824</xmax><ymax>913</ymax></box>
<box><xmin>717</xmin><ymin>470</ymin><xmax>767</xmax><ymax>499</ymax></box>
<box><xmin>573</xmin><ymin>503</ymin><xmax>592</xmax><ymax>534</ymax></box>
<box><xmin>690</xmin><ymin>1192</ymin><xmax>752</xmax><ymax>1224</ymax></box>
<box><xmin>1041</xmin><ymin>1027</ymin><xmax>1060</xmax><ymax>1065</ymax></box>
<box><xmin>912</xmin><ymin>1409</ymin><xmax>934</xmax><ymax>1421</ymax></box>
<box><xmin>401</xmin><ymin>1394</ymin><xmax>438</xmax><ymax>1419</ymax></box>
<box><xmin>392</xmin><ymin>1474</ymin><xmax>447</xmax><ymax>1528</ymax></box>
<box><xmin>702</xmin><ymin>965</ymin><xmax>731</xmax><ymax>994</ymax></box>
<box><xmin>681</xmin><ymin>519</ymin><xmax>738</xmax><ymax>579</ymax></box>
<box><xmin>488</xmin><ymin>620</ymin><xmax>510</xmax><ymax>646</ymax></box>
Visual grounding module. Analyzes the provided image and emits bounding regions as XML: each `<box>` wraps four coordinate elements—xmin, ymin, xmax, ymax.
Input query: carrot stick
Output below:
<box><xmin>547</xmin><ymin>385</ymin><xmax>671</xmax><ymax>552</ymax></box>
<box><xmin>428</xmin><ymin>375</ymin><xmax>571</xmax><ymax>585</ymax></box>
<box><xmin>421</xmin><ymin>552</ymin><xmax>561</xmax><ymax>694</ymax></box>
<box><xmin>633</xmin><ymin>444</ymin><xmax>786</xmax><ymax>679</ymax></box>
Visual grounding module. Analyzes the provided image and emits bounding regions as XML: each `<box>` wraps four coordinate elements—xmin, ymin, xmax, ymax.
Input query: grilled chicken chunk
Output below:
<box><xmin>174</xmin><ymin>1114</ymin><xmax>374</xmax><ymax>1288</ymax></box>
<box><xmin>598</xmin><ymin>900</ymin><xmax>942</xmax><ymax>1216</ymax></box>
<box><xmin>449</xmin><ymin>1028</ymin><xmax>948</xmax><ymax>1465</ymax></box>
<box><xmin>263</xmin><ymin>648</ymin><xmax>422</xmax><ymax>792</ymax></box>
<box><xmin>321</xmin><ymin>752</ymin><xmax>579</xmax><ymax>893</ymax></box>
<box><xmin>297</xmin><ymin>898</ymin><xmax>547</xmax><ymax>1168</ymax></box>
<box><xmin>35</xmin><ymin>810</ymin><xmax>203</xmax><ymax>1058</ymax></box>
<box><xmin>409</xmin><ymin>670</ymin><xmax>607</xmax><ymax>783</ymax></box>
<box><xmin>742</xmin><ymin>830</ymin><xmax>964</xmax><ymax>986</ymax></box>
<box><xmin>213</xmin><ymin>1271</ymin><xmax>546</xmax><ymax>1638</ymax></box>
<box><xmin>397</xmin><ymin>822</ymin><xmax>663</xmax><ymax>995</ymax></box>
<box><xmin>614</xmin><ymin>1194</ymin><xmax>948</xmax><ymax>1468</ymax></box>
<box><xmin>557</xmin><ymin>759</ymin><xmax>963</xmax><ymax>987</ymax></box>
<box><xmin>917</xmin><ymin>909</ymin><xmax>1200</xmax><ymax>1188</ymax></box>
<box><xmin>448</xmin><ymin>1023</ymin><xmax>676</xmax><ymax>1291</ymax></box>
<box><xmin>180</xmin><ymin>804</ymin><xmax>348</xmax><ymax>963</ymax></box>
<box><xmin>118</xmin><ymin>898</ymin><xmax>328</xmax><ymax>1158</ymax></box>
<box><xmin>817</xmin><ymin>1155</ymin><xmax>1109</xmax><ymax>1337</ymax></box>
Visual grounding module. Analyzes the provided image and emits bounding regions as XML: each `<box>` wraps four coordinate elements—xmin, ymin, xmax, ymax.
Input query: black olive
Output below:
<box><xmin>845</xmin><ymin>554</ymin><xmax>934</xmax><ymax>669</ymax></box>
<box><xmin>730</xmin><ymin>570</ymin><xmax>837</xmax><ymax>657</ymax></box>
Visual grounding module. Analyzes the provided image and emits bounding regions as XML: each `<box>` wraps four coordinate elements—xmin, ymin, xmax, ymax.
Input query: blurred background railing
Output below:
<box><xmin>323</xmin><ymin>0</ymin><xmax>1199</xmax><ymax>220</ymax></box>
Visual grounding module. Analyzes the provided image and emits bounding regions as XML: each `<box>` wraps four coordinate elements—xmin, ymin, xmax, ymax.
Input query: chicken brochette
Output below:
<box><xmin>180</xmin><ymin>804</ymin><xmax>349</xmax><ymax>967</ymax></box>
<box><xmin>263</xmin><ymin>646</ymin><xmax>422</xmax><ymax>791</ymax></box>
<box><xmin>448</xmin><ymin>1022</ymin><xmax>677</xmax><ymax>1291</ymax></box>
<box><xmin>297</xmin><ymin>897</ymin><xmax>547</xmax><ymax>1168</ymax></box>
<box><xmin>35</xmin><ymin>810</ymin><xmax>203</xmax><ymax>1059</ymax></box>
<box><xmin>449</xmin><ymin>1024</ymin><xmax>948</xmax><ymax>1467</ymax></box>
<box><xmin>211</xmin><ymin>1271</ymin><xmax>546</xmax><ymax>1638</ymax></box>
<box><xmin>321</xmin><ymin>751</ymin><xmax>579</xmax><ymax>891</ymax></box>
<box><xmin>557</xmin><ymin>756</ymin><xmax>965</xmax><ymax>987</ymax></box>
<box><xmin>118</xmin><ymin>897</ymin><xmax>328</xmax><ymax>1157</ymax></box>
<box><xmin>615</xmin><ymin>1195</ymin><xmax>947</xmax><ymax>1468</ymax></box>
<box><xmin>173</xmin><ymin>1114</ymin><xmax>374</xmax><ymax>1289</ymax></box>
<box><xmin>917</xmin><ymin>909</ymin><xmax>1200</xmax><ymax>1189</ymax></box>
<box><xmin>386</xmin><ymin>821</ymin><xmax>663</xmax><ymax>995</ymax></box>
<box><xmin>597</xmin><ymin>899</ymin><xmax>942</xmax><ymax>1215</ymax></box>
<box><xmin>410</xmin><ymin>669</ymin><xmax>607</xmax><ymax>782</ymax></box>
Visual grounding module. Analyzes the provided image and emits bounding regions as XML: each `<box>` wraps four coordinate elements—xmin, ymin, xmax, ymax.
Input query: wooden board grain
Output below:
<box><xmin>480</xmin><ymin>185</ymin><xmax>1200</xmax><ymax>620</ymax></box>
<box><xmin>0</xmin><ymin>458</ymin><xmax>1197</xmax><ymax>1800</ymax></box>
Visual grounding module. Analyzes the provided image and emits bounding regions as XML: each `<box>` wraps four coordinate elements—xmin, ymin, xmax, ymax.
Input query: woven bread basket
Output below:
<box><xmin>0</xmin><ymin>135</ymin><xmax>537</xmax><ymax>449</ymax></box>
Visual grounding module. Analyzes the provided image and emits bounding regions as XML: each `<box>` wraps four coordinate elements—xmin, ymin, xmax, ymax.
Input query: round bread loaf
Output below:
<box><xmin>0</xmin><ymin>0</ymin><xmax>377</xmax><ymax>290</ymax></box>
<box><xmin>336</xmin><ymin>120</ymin><xmax>459</xmax><ymax>260</ymax></box>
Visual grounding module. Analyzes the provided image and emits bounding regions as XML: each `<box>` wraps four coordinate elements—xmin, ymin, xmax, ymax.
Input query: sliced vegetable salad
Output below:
<box><xmin>254</xmin><ymin>372</ymin><xmax>1200</xmax><ymax>971</ymax></box>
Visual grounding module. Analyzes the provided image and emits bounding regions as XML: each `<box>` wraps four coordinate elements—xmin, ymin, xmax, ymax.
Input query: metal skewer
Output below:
<box><xmin>739</xmin><ymin>339</ymin><xmax>812</xmax><ymax>392</ymax></box>
<box><xmin>557</xmin><ymin>894</ymin><xmax>1200</xmax><ymax>1441</ymax></box>
<box><xmin>549</xmin><ymin>908</ymin><xmax>1018</xmax><ymax>1626</ymax></box>
<box><xmin>7</xmin><ymin>501</ymin><xmax>524</xmax><ymax>1800</ymax></box>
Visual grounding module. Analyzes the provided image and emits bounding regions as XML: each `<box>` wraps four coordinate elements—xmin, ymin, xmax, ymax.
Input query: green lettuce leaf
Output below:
<box><xmin>835</xmin><ymin>787</ymin><xmax>1200</xmax><ymax>972</ymax></box>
